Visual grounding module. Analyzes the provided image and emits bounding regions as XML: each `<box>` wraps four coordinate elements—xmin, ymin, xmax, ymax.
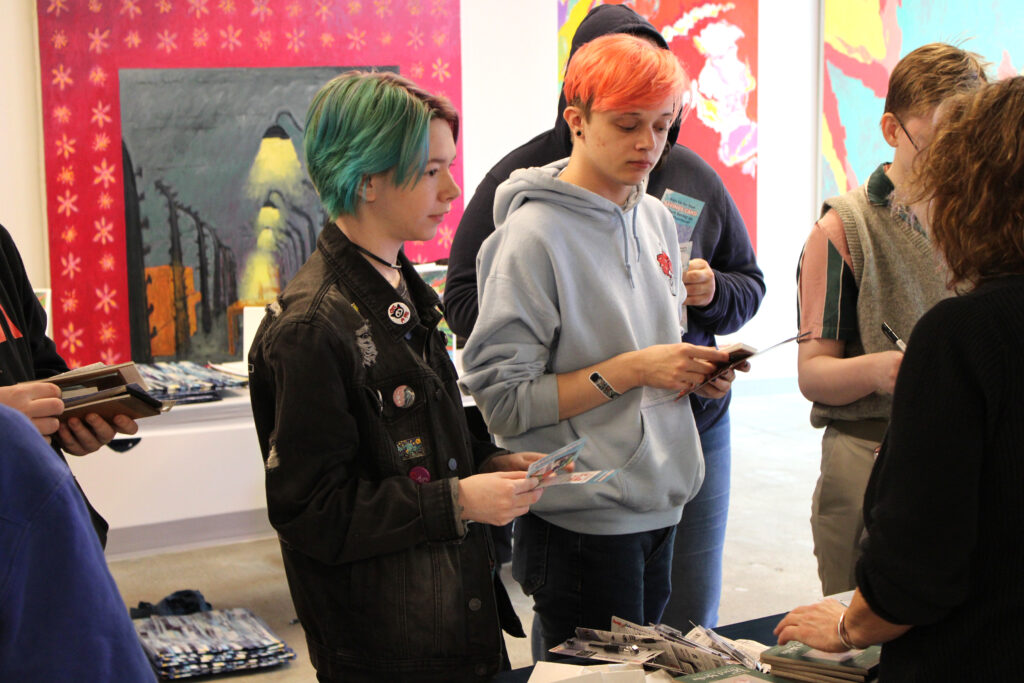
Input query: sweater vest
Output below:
<box><xmin>809</xmin><ymin>183</ymin><xmax>951</xmax><ymax>427</ymax></box>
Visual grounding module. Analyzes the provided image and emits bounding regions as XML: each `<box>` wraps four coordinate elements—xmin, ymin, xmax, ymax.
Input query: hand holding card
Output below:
<box><xmin>527</xmin><ymin>438</ymin><xmax>620</xmax><ymax>488</ymax></box>
<box><xmin>527</xmin><ymin>437</ymin><xmax>586</xmax><ymax>480</ymax></box>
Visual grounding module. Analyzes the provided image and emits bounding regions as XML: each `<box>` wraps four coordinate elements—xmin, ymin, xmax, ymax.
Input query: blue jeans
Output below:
<box><xmin>660</xmin><ymin>412</ymin><xmax>731</xmax><ymax>629</ymax></box>
<box><xmin>512</xmin><ymin>512</ymin><xmax>676</xmax><ymax>662</ymax></box>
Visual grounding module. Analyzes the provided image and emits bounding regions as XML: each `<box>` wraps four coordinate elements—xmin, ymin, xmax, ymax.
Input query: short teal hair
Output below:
<box><xmin>303</xmin><ymin>71</ymin><xmax>459</xmax><ymax>220</ymax></box>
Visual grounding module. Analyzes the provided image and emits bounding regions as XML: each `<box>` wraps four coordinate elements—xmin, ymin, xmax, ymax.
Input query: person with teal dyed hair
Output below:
<box><xmin>248</xmin><ymin>71</ymin><xmax>547</xmax><ymax>682</ymax></box>
<box><xmin>303</xmin><ymin>70</ymin><xmax>461</xmax><ymax>220</ymax></box>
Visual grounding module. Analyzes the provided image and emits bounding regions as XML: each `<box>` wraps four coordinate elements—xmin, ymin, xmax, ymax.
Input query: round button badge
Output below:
<box><xmin>408</xmin><ymin>466</ymin><xmax>431</xmax><ymax>483</ymax></box>
<box><xmin>388</xmin><ymin>302</ymin><xmax>411</xmax><ymax>325</ymax></box>
<box><xmin>392</xmin><ymin>385</ymin><xmax>415</xmax><ymax>408</ymax></box>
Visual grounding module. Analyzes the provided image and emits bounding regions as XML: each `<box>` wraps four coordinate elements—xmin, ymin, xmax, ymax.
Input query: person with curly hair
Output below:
<box><xmin>795</xmin><ymin>43</ymin><xmax>988</xmax><ymax>595</ymax></box>
<box><xmin>776</xmin><ymin>75</ymin><xmax>1024</xmax><ymax>682</ymax></box>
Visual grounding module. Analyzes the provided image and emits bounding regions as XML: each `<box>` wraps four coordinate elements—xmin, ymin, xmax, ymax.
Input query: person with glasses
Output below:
<box><xmin>777</xmin><ymin>75</ymin><xmax>1024</xmax><ymax>682</ymax></box>
<box><xmin>795</xmin><ymin>43</ymin><xmax>987</xmax><ymax>595</ymax></box>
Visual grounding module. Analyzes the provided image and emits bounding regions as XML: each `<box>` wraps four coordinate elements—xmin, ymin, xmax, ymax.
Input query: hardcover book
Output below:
<box><xmin>759</xmin><ymin>640</ymin><xmax>880</xmax><ymax>682</ymax></box>
<box><xmin>32</xmin><ymin>362</ymin><xmax>173</xmax><ymax>421</ymax></box>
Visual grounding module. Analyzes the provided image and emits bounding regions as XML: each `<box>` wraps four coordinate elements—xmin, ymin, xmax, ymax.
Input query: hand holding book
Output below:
<box><xmin>24</xmin><ymin>362</ymin><xmax>173</xmax><ymax>423</ymax></box>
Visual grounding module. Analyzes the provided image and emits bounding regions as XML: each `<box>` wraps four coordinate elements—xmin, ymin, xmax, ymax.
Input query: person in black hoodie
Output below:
<box><xmin>0</xmin><ymin>224</ymin><xmax>138</xmax><ymax>546</ymax></box>
<box><xmin>444</xmin><ymin>4</ymin><xmax>765</xmax><ymax>631</ymax></box>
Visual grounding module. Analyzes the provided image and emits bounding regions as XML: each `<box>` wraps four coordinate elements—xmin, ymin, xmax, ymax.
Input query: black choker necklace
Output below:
<box><xmin>353</xmin><ymin>243</ymin><xmax>401</xmax><ymax>270</ymax></box>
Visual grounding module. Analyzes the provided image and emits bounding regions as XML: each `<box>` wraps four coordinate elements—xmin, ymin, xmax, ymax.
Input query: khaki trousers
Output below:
<box><xmin>810</xmin><ymin>419</ymin><xmax>888</xmax><ymax>595</ymax></box>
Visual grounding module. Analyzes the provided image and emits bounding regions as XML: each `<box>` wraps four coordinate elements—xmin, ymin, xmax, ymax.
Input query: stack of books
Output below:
<box><xmin>759</xmin><ymin>641</ymin><xmax>880</xmax><ymax>682</ymax></box>
<box><xmin>37</xmin><ymin>362</ymin><xmax>172</xmax><ymax>421</ymax></box>
<box><xmin>133</xmin><ymin>607</ymin><xmax>295</xmax><ymax>679</ymax></box>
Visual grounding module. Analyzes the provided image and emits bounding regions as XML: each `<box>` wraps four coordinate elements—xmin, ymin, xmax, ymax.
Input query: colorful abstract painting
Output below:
<box><xmin>37</xmin><ymin>0</ymin><xmax>461</xmax><ymax>365</ymax></box>
<box><xmin>821</xmin><ymin>0</ymin><xmax>1023</xmax><ymax>200</ymax></box>
<box><xmin>558</xmin><ymin>0</ymin><xmax>758</xmax><ymax>249</ymax></box>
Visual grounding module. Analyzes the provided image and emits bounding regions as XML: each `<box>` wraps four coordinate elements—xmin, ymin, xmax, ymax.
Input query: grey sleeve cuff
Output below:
<box><xmin>519</xmin><ymin>372</ymin><xmax>561</xmax><ymax>430</ymax></box>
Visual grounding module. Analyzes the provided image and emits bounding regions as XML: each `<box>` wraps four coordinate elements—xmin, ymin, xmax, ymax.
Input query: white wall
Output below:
<box><xmin>2</xmin><ymin>0</ymin><xmax>820</xmax><ymax>379</ymax></box>
<box><xmin>0</xmin><ymin>0</ymin><xmax>47</xmax><ymax>284</ymax></box>
<box><xmin>721</xmin><ymin>0</ymin><xmax>821</xmax><ymax>380</ymax></box>
<box><xmin>460</xmin><ymin>0</ymin><xmax>557</xmax><ymax>206</ymax></box>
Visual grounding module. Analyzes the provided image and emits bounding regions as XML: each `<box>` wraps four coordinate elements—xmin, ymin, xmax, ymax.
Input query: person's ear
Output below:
<box><xmin>880</xmin><ymin>113</ymin><xmax>900</xmax><ymax>149</ymax></box>
<box><xmin>360</xmin><ymin>175</ymin><xmax>378</xmax><ymax>203</ymax></box>
<box><xmin>563</xmin><ymin>106</ymin><xmax>585</xmax><ymax>140</ymax></box>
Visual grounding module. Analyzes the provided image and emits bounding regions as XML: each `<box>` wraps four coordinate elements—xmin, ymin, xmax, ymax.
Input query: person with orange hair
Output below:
<box><xmin>459</xmin><ymin>34</ymin><xmax>742</xmax><ymax>660</ymax></box>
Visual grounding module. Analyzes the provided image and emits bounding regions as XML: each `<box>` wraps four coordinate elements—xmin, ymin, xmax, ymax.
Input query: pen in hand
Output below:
<box><xmin>881</xmin><ymin>322</ymin><xmax>907</xmax><ymax>352</ymax></box>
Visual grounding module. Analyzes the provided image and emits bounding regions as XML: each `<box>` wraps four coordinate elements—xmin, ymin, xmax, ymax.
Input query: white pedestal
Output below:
<box><xmin>66</xmin><ymin>389</ymin><xmax>272</xmax><ymax>557</ymax></box>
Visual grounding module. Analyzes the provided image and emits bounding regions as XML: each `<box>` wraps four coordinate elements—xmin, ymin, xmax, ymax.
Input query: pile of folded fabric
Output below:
<box><xmin>133</xmin><ymin>607</ymin><xmax>295</xmax><ymax>679</ymax></box>
<box><xmin>136</xmin><ymin>361</ymin><xmax>248</xmax><ymax>404</ymax></box>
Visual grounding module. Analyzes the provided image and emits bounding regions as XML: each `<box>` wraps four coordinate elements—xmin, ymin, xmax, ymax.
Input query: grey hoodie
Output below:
<box><xmin>459</xmin><ymin>160</ymin><xmax>704</xmax><ymax>535</ymax></box>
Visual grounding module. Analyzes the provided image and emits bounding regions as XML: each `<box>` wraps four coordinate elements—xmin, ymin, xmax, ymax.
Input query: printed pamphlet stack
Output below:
<box><xmin>758</xmin><ymin>641</ymin><xmax>880</xmax><ymax>682</ymax></box>
<box><xmin>548</xmin><ymin>616</ymin><xmax>769</xmax><ymax>677</ymax></box>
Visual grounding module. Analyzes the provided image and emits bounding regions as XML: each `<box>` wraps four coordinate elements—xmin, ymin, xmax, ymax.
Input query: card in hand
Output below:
<box><xmin>674</xmin><ymin>332</ymin><xmax>811</xmax><ymax>400</ymax></box>
<box><xmin>528</xmin><ymin>437</ymin><xmax>586</xmax><ymax>480</ymax></box>
<box><xmin>536</xmin><ymin>468</ymin><xmax>618</xmax><ymax>489</ymax></box>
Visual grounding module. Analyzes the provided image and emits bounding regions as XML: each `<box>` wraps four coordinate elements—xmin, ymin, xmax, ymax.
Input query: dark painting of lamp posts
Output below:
<box><xmin>120</xmin><ymin>66</ymin><xmax>390</xmax><ymax>363</ymax></box>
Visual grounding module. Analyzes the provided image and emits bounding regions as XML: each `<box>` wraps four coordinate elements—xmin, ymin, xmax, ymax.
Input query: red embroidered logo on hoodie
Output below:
<box><xmin>656</xmin><ymin>251</ymin><xmax>672</xmax><ymax>278</ymax></box>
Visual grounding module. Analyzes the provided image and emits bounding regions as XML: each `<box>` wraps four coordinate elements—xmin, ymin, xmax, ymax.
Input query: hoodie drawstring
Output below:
<box><xmin>618</xmin><ymin>211</ymin><xmax>636</xmax><ymax>289</ymax></box>
<box><xmin>631</xmin><ymin>204</ymin><xmax>641</xmax><ymax>262</ymax></box>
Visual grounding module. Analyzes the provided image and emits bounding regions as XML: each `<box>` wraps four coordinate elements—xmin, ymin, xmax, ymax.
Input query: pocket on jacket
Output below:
<box><xmin>345</xmin><ymin>547</ymin><xmax>466</xmax><ymax>657</ymax></box>
<box><xmin>372</xmin><ymin>379</ymin><xmax>436</xmax><ymax>473</ymax></box>
<box><xmin>512</xmin><ymin>513</ymin><xmax>549</xmax><ymax>596</ymax></box>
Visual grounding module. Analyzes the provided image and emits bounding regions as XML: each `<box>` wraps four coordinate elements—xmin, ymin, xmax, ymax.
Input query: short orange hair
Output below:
<box><xmin>563</xmin><ymin>33</ymin><xmax>688</xmax><ymax>117</ymax></box>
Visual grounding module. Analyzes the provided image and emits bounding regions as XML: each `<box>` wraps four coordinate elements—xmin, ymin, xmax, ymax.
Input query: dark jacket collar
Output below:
<box><xmin>316</xmin><ymin>224</ymin><xmax>442</xmax><ymax>339</ymax></box>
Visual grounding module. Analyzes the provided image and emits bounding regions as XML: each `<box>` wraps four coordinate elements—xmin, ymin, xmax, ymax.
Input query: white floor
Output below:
<box><xmin>109</xmin><ymin>379</ymin><xmax>827</xmax><ymax>679</ymax></box>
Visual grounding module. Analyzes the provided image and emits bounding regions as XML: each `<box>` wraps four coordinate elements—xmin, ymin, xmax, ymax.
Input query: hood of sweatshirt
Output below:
<box><xmin>493</xmin><ymin>160</ymin><xmax>648</xmax><ymax>288</ymax></box>
<box><xmin>552</xmin><ymin>5</ymin><xmax>681</xmax><ymax>156</ymax></box>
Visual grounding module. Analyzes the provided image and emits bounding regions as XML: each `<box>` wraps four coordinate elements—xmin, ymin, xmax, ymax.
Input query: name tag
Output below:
<box><xmin>661</xmin><ymin>189</ymin><xmax>705</xmax><ymax>243</ymax></box>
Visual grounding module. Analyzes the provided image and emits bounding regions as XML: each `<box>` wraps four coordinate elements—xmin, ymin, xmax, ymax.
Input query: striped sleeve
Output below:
<box><xmin>796</xmin><ymin>209</ymin><xmax>858</xmax><ymax>340</ymax></box>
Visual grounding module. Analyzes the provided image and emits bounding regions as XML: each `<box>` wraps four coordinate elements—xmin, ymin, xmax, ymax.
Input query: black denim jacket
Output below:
<box><xmin>249</xmin><ymin>226</ymin><xmax>520</xmax><ymax>681</ymax></box>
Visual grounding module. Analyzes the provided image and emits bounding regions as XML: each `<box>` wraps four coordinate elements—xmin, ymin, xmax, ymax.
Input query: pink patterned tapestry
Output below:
<box><xmin>37</xmin><ymin>0</ymin><xmax>462</xmax><ymax>365</ymax></box>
